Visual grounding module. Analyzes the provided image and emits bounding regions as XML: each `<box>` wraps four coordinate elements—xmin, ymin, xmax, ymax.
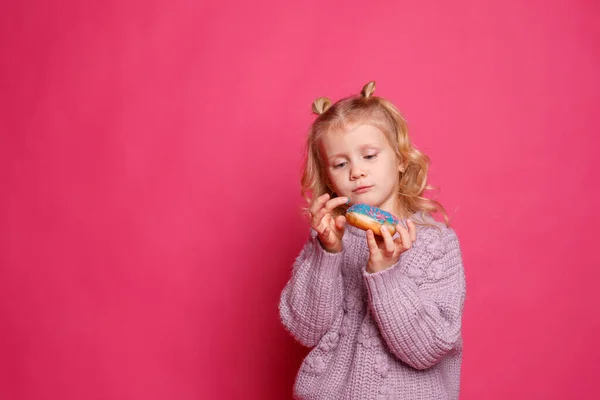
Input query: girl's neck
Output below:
<box><xmin>377</xmin><ymin>197</ymin><xmax>408</xmax><ymax>220</ymax></box>
<box><xmin>392</xmin><ymin>206</ymin><xmax>411</xmax><ymax>221</ymax></box>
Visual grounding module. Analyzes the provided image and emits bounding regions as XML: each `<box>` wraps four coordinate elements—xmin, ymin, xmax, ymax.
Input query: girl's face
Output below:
<box><xmin>320</xmin><ymin>123</ymin><xmax>402</xmax><ymax>216</ymax></box>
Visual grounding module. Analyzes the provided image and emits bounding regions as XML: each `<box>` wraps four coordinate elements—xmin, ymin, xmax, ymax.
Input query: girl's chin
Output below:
<box><xmin>347</xmin><ymin>197</ymin><xmax>379</xmax><ymax>207</ymax></box>
<box><xmin>348</xmin><ymin>192</ymin><xmax>378</xmax><ymax>204</ymax></box>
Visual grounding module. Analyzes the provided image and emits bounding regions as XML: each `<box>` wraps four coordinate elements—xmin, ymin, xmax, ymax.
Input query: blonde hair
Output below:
<box><xmin>301</xmin><ymin>81</ymin><xmax>450</xmax><ymax>227</ymax></box>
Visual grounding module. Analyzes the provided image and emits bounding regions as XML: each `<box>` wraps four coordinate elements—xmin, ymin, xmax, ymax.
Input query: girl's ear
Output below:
<box><xmin>397</xmin><ymin>155</ymin><xmax>406</xmax><ymax>173</ymax></box>
<box><xmin>398</xmin><ymin>161</ymin><xmax>405</xmax><ymax>173</ymax></box>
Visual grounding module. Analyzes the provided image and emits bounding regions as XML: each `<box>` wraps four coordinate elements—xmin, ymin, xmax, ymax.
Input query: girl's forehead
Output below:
<box><xmin>322</xmin><ymin>123</ymin><xmax>388</xmax><ymax>143</ymax></box>
<box><xmin>319</xmin><ymin>123</ymin><xmax>395</xmax><ymax>157</ymax></box>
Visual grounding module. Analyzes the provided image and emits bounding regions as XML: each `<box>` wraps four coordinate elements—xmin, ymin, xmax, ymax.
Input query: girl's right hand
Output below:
<box><xmin>309</xmin><ymin>194</ymin><xmax>348</xmax><ymax>253</ymax></box>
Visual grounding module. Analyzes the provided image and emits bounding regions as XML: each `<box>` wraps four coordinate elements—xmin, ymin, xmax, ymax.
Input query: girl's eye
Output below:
<box><xmin>333</xmin><ymin>162</ymin><xmax>347</xmax><ymax>169</ymax></box>
<box><xmin>364</xmin><ymin>153</ymin><xmax>378</xmax><ymax>160</ymax></box>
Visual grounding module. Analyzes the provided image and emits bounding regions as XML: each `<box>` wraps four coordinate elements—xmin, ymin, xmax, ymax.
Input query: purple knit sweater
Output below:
<box><xmin>279</xmin><ymin>215</ymin><xmax>466</xmax><ymax>399</ymax></box>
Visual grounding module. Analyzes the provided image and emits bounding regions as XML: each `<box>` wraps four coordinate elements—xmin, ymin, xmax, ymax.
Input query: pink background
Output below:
<box><xmin>2</xmin><ymin>0</ymin><xmax>599</xmax><ymax>399</ymax></box>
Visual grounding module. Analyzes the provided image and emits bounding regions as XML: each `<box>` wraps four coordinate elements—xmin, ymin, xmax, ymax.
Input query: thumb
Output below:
<box><xmin>334</xmin><ymin>215</ymin><xmax>346</xmax><ymax>233</ymax></box>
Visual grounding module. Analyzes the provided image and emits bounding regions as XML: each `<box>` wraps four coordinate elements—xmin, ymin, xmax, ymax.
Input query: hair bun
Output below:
<box><xmin>312</xmin><ymin>97</ymin><xmax>332</xmax><ymax>115</ymax></box>
<box><xmin>361</xmin><ymin>81</ymin><xmax>376</xmax><ymax>98</ymax></box>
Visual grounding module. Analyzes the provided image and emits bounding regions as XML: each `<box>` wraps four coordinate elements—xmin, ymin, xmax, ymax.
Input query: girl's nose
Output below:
<box><xmin>350</xmin><ymin>165</ymin><xmax>366</xmax><ymax>180</ymax></box>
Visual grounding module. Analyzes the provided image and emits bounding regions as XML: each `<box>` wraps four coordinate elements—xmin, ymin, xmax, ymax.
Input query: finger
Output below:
<box><xmin>311</xmin><ymin>207</ymin><xmax>328</xmax><ymax>228</ymax></box>
<box><xmin>380</xmin><ymin>225</ymin><xmax>395</xmax><ymax>255</ymax></box>
<box><xmin>407</xmin><ymin>219</ymin><xmax>417</xmax><ymax>242</ymax></box>
<box><xmin>309</xmin><ymin>193</ymin><xmax>330</xmax><ymax>216</ymax></box>
<box><xmin>324</xmin><ymin>196</ymin><xmax>349</xmax><ymax>212</ymax></box>
<box><xmin>312</xmin><ymin>196</ymin><xmax>348</xmax><ymax>230</ymax></box>
<box><xmin>320</xmin><ymin>225</ymin><xmax>333</xmax><ymax>244</ymax></box>
<box><xmin>334</xmin><ymin>215</ymin><xmax>346</xmax><ymax>232</ymax></box>
<box><xmin>366</xmin><ymin>230</ymin><xmax>380</xmax><ymax>256</ymax></box>
<box><xmin>396</xmin><ymin>222</ymin><xmax>412</xmax><ymax>250</ymax></box>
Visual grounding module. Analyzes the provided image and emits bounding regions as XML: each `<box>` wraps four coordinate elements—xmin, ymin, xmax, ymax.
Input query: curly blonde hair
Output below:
<box><xmin>301</xmin><ymin>81</ymin><xmax>450</xmax><ymax>226</ymax></box>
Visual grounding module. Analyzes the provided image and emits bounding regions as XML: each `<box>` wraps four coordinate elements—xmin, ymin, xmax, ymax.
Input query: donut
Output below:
<box><xmin>345</xmin><ymin>203</ymin><xmax>399</xmax><ymax>236</ymax></box>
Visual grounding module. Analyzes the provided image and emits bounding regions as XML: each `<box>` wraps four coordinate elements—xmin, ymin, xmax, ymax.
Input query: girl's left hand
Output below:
<box><xmin>366</xmin><ymin>220</ymin><xmax>417</xmax><ymax>274</ymax></box>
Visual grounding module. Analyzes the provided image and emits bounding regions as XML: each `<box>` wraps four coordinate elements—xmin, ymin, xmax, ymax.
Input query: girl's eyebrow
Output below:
<box><xmin>361</xmin><ymin>143</ymin><xmax>381</xmax><ymax>150</ymax></box>
<box><xmin>327</xmin><ymin>144</ymin><xmax>381</xmax><ymax>160</ymax></box>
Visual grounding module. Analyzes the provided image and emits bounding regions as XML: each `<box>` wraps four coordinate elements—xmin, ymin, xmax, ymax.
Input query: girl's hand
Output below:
<box><xmin>309</xmin><ymin>193</ymin><xmax>348</xmax><ymax>253</ymax></box>
<box><xmin>366</xmin><ymin>220</ymin><xmax>417</xmax><ymax>273</ymax></box>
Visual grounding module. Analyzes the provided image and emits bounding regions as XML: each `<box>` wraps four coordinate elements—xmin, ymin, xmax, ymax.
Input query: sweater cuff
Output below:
<box><xmin>309</xmin><ymin>232</ymin><xmax>344</xmax><ymax>280</ymax></box>
<box><xmin>363</xmin><ymin>261</ymin><xmax>410</xmax><ymax>304</ymax></box>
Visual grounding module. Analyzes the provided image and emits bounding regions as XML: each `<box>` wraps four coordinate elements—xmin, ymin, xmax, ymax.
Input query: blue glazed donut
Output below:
<box><xmin>345</xmin><ymin>203</ymin><xmax>399</xmax><ymax>236</ymax></box>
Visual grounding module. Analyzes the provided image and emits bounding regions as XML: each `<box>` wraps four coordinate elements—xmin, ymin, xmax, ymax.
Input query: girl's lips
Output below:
<box><xmin>353</xmin><ymin>186</ymin><xmax>373</xmax><ymax>194</ymax></box>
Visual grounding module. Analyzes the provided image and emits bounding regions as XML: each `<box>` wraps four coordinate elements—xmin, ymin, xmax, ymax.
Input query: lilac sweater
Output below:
<box><xmin>279</xmin><ymin>216</ymin><xmax>466</xmax><ymax>399</ymax></box>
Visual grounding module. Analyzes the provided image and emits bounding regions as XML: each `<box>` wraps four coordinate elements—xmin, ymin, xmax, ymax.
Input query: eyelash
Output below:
<box><xmin>333</xmin><ymin>154</ymin><xmax>378</xmax><ymax>169</ymax></box>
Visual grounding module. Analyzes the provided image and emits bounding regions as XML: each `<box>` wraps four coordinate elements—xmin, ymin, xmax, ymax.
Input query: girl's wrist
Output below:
<box><xmin>366</xmin><ymin>261</ymin><xmax>394</xmax><ymax>274</ymax></box>
<box><xmin>323</xmin><ymin>243</ymin><xmax>343</xmax><ymax>254</ymax></box>
<box><xmin>318</xmin><ymin>237</ymin><xmax>342</xmax><ymax>254</ymax></box>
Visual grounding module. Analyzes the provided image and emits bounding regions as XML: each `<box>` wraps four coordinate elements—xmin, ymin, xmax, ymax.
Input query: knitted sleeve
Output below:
<box><xmin>363</xmin><ymin>227</ymin><xmax>466</xmax><ymax>370</ymax></box>
<box><xmin>279</xmin><ymin>230</ymin><xmax>345</xmax><ymax>348</ymax></box>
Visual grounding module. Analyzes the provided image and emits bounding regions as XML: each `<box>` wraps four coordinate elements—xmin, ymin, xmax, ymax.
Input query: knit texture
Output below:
<box><xmin>279</xmin><ymin>215</ymin><xmax>466</xmax><ymax>399</ymax></box>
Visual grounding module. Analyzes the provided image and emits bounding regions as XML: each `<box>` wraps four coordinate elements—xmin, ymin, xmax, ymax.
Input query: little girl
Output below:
<box><xmin>279</xmin><ymin>81</ymin><xmax>466</xmax><ymax>399</ymax></box>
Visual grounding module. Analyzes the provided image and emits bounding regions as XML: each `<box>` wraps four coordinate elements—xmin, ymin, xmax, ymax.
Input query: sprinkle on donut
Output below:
<box><xmin>346</xmin><ymin>203</ymin><xmax>399</xmax><ymax>225</ymax></box>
